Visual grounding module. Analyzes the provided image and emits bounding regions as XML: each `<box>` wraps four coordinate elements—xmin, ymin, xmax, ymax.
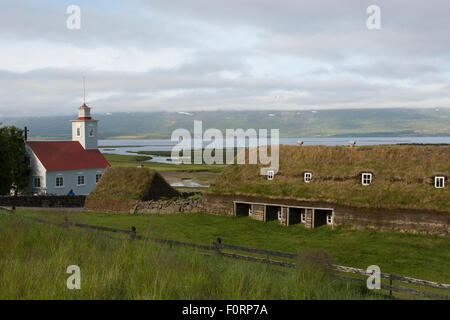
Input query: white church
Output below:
<box><xmin>26</xmin><ymin>104</ymin><xmax>110</xmax><ymax>195</ymax></box>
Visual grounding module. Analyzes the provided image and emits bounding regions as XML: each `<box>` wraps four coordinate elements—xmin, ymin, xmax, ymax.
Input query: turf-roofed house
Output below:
<box><xmin>206</xmin><ymin>145</ymin><xmax>449</xmax><ymax>235</ymax></box>
<box><xmin>85</xmin><ymin>167</ymin><xmax>180</xmax><ymax>213</ymax></box>
<box><xmin>26</xmin><ymin>104</ymin><xmax>110</xmax><ymax>195</ymax></box>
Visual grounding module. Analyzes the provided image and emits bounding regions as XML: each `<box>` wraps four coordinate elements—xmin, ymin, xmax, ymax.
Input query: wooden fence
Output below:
<box><xmin>1</xmin><ymin>207</ymin><xmax>449</xmax><ymax>300</ymax></box>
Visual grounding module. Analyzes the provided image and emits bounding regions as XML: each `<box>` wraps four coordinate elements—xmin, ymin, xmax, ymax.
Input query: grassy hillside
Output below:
<box><xmin>3</xmin><ymin>108</ymin><xmax>449</xmax><ymax>139</ymax></box>
<box><xmin>213</xmin><ymin>145</ymin><xmax>450</xmax><ymax>211</ymax></box>
<box><xmin>0</xmin><ymin>213</ymin><xmax>384</xmax><ymax>300</ymax></box>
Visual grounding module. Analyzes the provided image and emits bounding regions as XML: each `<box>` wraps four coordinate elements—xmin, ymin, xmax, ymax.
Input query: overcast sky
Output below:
<box><xmin>0</xmin><ymin>0</ymin><xmax>449</xmax><ymax>117</ymax></box>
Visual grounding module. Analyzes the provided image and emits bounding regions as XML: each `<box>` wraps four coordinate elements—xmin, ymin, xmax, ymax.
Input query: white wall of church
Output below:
<box><xmin>45</xmin><ymin>167</ymin><xmax>106</xmax><ymax>196</ymax></box>
<box><xmin>26</xmin><ymin>145</ymin><xmax>47</xmax><ymax>195</ymax></box>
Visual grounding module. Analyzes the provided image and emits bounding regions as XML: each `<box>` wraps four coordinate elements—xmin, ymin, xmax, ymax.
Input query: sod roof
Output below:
<box><xmin>212</xmin><ymin>145</ymin><xmax>450</xmax><ymax>212</ymax></box>
<box><xmin>89</xmin><ymin>167</ymin><xmax>179</xmax><ymax>201</ymax></box>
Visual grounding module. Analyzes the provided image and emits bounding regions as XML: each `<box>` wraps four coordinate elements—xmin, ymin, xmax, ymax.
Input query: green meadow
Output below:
<box><xmin>11</xmin><ymin>209</ymin><xmax>450</xmax><ymax>285</ymax></box>
<box><xmin>0</xmin><ymin>213</ymin><xmax>385</xmax><ymax>300</ymax></box>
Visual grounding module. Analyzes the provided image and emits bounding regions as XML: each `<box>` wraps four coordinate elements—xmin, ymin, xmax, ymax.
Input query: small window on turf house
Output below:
<box><xmin>362</xmin><ymin>173</ymin><xmax>372</xmax><ymax>186</ymax></box>
<box><xmin>435</xmin><ymin>176</ymin><xmax>445</xmax><ymax>188</ymax></box>
<box><xmin>304</xmin><ymin>172</ymin><xmax>312</xmax><ymax>183</ymax></box>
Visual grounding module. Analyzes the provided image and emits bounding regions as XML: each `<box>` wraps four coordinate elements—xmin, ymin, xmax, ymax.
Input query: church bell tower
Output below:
<box><xmin>71</xmin><ymin>103</ymin><xmax>98</xmax><ymax>150</ymax></box>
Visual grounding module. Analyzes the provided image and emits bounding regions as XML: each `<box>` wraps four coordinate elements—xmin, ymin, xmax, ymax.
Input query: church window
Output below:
<box><xmin>56</xmin><ymin>176</ymin><xmax>64</xmax><ymax>187</ymax></box>
<box><xmin>33</xmin><ymin>177</ymin><xmax>41</xmax><ymax>188</ymax></box>
<box><xmin>77</xmin><ymin>175</ymin><xmax>85</xmax><ymax>186</ymax></box>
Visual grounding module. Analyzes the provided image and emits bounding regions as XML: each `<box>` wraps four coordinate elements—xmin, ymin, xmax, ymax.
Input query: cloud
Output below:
<box><xmin>0</xmin><ymin>0</ymin><xmax>449</xmax><ymax>116</ymax></box>
<box><xmin>1</xmin><ymin>67</ymin><xmax>449</xmax><ymax>118</ymax></box>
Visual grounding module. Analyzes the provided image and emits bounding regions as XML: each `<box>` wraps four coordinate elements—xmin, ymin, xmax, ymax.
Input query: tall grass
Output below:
<box><xmin>0</xmin><ymin>214</ymin><xmax>383</xmax><ymax>300</ymax></box>
<box><xmin>14</xmin><ymin>209</ymin><xmax>450</xmax><ymax>284</ymax></box>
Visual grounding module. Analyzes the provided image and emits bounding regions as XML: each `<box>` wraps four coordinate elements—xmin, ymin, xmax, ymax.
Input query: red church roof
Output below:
<box><xmin>27</xmin><ymin>141</ymin><xmax>110</xmax><ymax>171</ymax></box>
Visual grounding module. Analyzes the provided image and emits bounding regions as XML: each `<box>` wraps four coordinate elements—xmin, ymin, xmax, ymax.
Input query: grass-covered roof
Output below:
<box><xmin>89</xmin><ymin>167</ymin><xmax>179</xmax><ymax>200</ymax></box>
<box><xmin>212</xmin><ymin>145</ymin><xmax>450</xmax><ymax>212</ymax></box>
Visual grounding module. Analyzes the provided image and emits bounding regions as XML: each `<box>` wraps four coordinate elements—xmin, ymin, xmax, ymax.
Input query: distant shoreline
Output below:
<box><xmin>29</xmin><ymin>134</ymin><xmax>450</xmax><ymax>141</ymax></box>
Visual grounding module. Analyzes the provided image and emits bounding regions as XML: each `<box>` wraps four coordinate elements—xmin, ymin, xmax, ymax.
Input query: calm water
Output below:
<box><xmin>99</xmin><ymin>136</ymin><xmax>450</xmax><ymax>164</ymax></box>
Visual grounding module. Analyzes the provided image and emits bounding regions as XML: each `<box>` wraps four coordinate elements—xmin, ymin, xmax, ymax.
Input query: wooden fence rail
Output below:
<box><xmin>213</xmin><ymin>242</ymin><xmax>450</xmax><ymax>291</ymax></box>
<box><xmin>1</xmin><ymin>210</ymin><xmax>449</xmax><ymax>300</ymax></box>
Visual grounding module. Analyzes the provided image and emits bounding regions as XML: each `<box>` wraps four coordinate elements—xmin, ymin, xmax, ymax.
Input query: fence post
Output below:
<box><xmin>213</xmin><ymin>237</ymin><xmax>222</xmax><ymax>255</ymax></box>
<box><xmin>389</xmin><ymin>275</ymin><xmax>393</xmax><ymax>297</ymax></box>
<box><xmin>130</xmin><ymin>226</ymin><xmax>136</xmax><ymax>240</ymax></box>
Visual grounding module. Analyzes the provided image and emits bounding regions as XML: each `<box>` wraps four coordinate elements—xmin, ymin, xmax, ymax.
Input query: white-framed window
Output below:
<box><xmin>304</xmin><ymin>172</ymin><xmax>312</xmax><ymax>183</ymax></box>
<box><xmin>267</xmin><ymin>170</ymin><xmax>274</xmax><ymax>180</ymax></box>
<box><xmin>362</xmin><ymin>173</ymin><xmax>372</xmax><ymax>186</ymax></box>
<box><xmin>327</xmin><ymin>213</ymin><xmax>333</xmax><ymax>225</ymax></box>
<box><xmin>76</xmin><ymin>127</ymin><xmax>81</xmax><ymax>137</ymax></box>
<box><xmin>434</xmin><ymin>176</ymin><xmax>445</xmax><ymax>188</ymax></box>
<box><xmin>96</xmin><ymin>173</ymin><xmax>102</xmax><ymax>183</ymax></box>
<box><xmin>33</xmin><ymin>177</ymin><xmax>41</xmax><ymax>188</ymax></box>
<box><xmin>301</xmin><ymin>212</ymin><xmax>306</xmax><ymax>223</ymax></box>
<box><xmin>55</xmin><ymin>176</ymin><xmax>64</xmax><ymax>187</ymax></box>
<box><xmin>77</xmin><ymin>175</ymin><xmax>85</xmax><ymax>186</ymax></box>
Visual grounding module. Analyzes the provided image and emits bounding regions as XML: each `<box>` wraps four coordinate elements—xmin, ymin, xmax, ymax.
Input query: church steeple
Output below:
<box><xmin>77</xmin><ymin>103</ymin><xmax>92</xmax><ymax>120</ymax></box>
<box><xmin>70</xmin><ymin>78</ymin><xmax>98</xmax><ymax>150</ymax></box>
<box><xmin>71</xmin><ymin>103</ymin><xmax>98</xmax><ymax>150</ymax></box>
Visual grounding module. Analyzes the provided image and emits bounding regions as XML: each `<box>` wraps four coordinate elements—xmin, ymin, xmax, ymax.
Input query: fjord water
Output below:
<box><xmin>99</xmin><ymin>136</ymin><xmax>450</xmax><ymax>164</ymax></box>
<box><xmin>100</xmin><ymin>136</ymin><xmax>450</xmax><ymax>154</ymax></box>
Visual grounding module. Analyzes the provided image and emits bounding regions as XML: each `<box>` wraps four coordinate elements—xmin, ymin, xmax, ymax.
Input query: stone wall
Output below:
<box><xmin>334</xmin><ymin>205</ymin><xmax>450</xmax><ymax>236</ymax></box>
<box><xmin>85</xmin><ymin>191</ymin><xmax>202</xmax><ymax>214</ymax></box>
<box><xmin>200</xmin><ymin>193</ymin><xmax>235</xmax><ymax>216</ymax></box>
<box><xmin>251</xmin><ymin>204</ymin><xmax>265</xmax><ymax>221</ymax></box>
<box><xmin>0</xmin><ymin>195</ymin><xmax>86</xmax><ymax>208</ymax></box>
<box><xmin>132</xmin><ymin>198</ymin><xmax>203</xmax><ymax>214</ymax></box>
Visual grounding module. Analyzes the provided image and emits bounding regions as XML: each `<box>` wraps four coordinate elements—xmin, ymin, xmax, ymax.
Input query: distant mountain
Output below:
<box><xmin>1</xmin><ymin>108</ymin><xmax>449</xmax><ymax>139</ymax></box>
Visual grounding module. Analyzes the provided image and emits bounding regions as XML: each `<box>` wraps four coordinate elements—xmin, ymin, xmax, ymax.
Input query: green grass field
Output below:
<box><xmin>0</xmin><ymin>213</ymin><xmax>384</xmax><ymax>300</ymax></box>
<box><xmin>104</xmin><ymin>153</ymin><xmax>225</xmax><ymax>173</ymax></box>
<box><xmin>12</xmin><ymin>209</ymin><xmax>450</xmax><ymax>285</ymax></box>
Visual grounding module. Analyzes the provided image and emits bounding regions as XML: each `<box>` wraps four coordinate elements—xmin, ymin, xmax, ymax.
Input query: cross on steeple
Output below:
<box><xmin>24</xmin><ymin>126</ymin><xmax>30</xmax><ymax>141</ymax></box>
<box><xmin>83</xmin><ymin>76</ymin><xmax>86</xmax><ymax>105</ymax></box>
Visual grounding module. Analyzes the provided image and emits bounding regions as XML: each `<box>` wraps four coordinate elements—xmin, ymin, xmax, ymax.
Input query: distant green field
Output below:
<box><xmin>0</xmin><ymin>212</ymin><xmax>383</xmax><ymax>300</ymax></box>
<box><xmin>103</xmin><ymin>153</ymin><xmax>225</xmax><ymax>173</ymax></box>
<box><xmin>127</xmin><ymin>150</ymin><xmax>172</xmax><ymax>157</ymax></box>
<box><xmin>14</xmin><ymin>209</ymin><xmax>450</xmax><ymax>285</ymax></box>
